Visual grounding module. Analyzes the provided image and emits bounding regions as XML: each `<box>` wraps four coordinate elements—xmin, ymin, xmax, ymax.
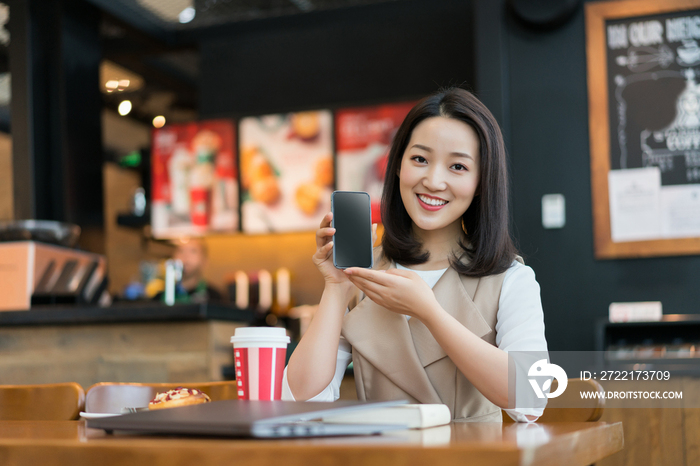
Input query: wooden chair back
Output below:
<box><xmin>0</xmin><ymin>383</ymin><xmax>85</xmax><ymax>420</ymax></box>
<box><xmin>85</xmin><ymin>381</ymin><xmax>239</xmax><ymax>414</ymax></box>
<box><xmin>503</xmin><ymin>378</ymin><xmax>605</xmax><ymax>423</ymax></box>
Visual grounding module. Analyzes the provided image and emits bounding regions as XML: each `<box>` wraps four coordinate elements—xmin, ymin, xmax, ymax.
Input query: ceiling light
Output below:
<box><xmin>100</xmin><ymin>61</ymin><xmax>145</xmax><ymax>94</ymax></box>
<box><xmin>179</xmin><ymin>7</ymin><xmax>195</xmax><ymax>24</ymax></box>
<box><xmin>153</xmin><ymin>115</ymin><xmax>166</xmax><ymax>128</ymax></box>
<box><xmin>118</xmin><ymin>100</ymin><xmax>132</xmax><ymax>116</ymax></box>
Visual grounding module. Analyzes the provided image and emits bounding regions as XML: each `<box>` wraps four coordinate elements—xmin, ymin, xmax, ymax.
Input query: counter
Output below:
<box><xmin>0</xmin><ymin>303</ymin><xmax>252</xmax><ymax>389</ymax></box>
<box><xmin>0</xmin><ymin>302</ymin><xmax>252</xmax><ymax>326</ymax></box>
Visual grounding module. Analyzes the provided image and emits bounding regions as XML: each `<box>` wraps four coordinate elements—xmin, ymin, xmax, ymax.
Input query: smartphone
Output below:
<box><xmin>331</xmin><ymin>191</ymin><xmax>374</xmax><ymax>269</ymax></box>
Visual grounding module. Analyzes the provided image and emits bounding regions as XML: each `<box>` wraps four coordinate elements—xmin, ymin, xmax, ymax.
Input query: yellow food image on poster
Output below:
<box><xmin>249</xmin><ymin>153</ymin><xmax>274</xmax><ymax>184</ymax></box>
<box><xmin>251</xmin><ymin>176</ymin><xmax>281</xmax><ymax>205</ymax></box>
<box><xmin>314</xmin><ymin>156</ymin><xmax>334</xmax><ymax>187</ymax></box>
<box><xmin>291</xmin><ymin>112</ymin><xmax>321</xmax><ymax>140</ymax></box>
<box><xmin>241</xmin><ymin>146</ymin><xmax>273</xmax><ymax>187</ymax></box>
<box><xmin>240</xmin><ymin>146</ymin><xmax>257</xmax><ymax>189</ymax></box>
<box><xmin>242</xmin><ymin>146</ymin><xmax>278</xmax><ymax>205</ymax></box>
<box><xmin>295</xmin><ymin>182</ymin><xmax>322</xmax><ymax>215</ymax></box>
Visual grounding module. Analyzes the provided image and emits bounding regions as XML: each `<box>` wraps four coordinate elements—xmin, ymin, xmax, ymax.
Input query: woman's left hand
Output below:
<box><xmin>343</xmin><ymin>267</ymin><xmax>439</xmax><ymax>321</ymax></box>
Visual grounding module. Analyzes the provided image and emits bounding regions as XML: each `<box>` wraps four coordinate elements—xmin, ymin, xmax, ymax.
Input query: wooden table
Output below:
<box><xmin>0</xmin><ymin>420</ymin><xmax>622</xmax><ymax>466</ymax></box>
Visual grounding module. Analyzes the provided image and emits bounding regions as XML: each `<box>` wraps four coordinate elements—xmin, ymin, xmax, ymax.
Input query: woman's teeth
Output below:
<box><xmin>418</xmin><ymin>194</ymin><xmax>447</xmax><ymax>206</ymax></box>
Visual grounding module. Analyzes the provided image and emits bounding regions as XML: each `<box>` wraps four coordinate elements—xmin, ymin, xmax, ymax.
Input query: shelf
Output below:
<box><xmin>596</xmin><ymin>315</ymin><xmax>700</xmax><ymax>349</ymax></box>
<box><xmin>116</xmin><ymin>213</ymin><xmax>150</xmax><ymax>228</ymax></box>
<box><xmin>595</xmin><ymin>315</ymin><xmax>700</xmax><ymax>375</ymax></box>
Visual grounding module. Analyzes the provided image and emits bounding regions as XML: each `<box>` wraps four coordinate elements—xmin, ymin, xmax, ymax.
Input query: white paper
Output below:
<box><xmin>608</xmin><ymin>168</ymin><xmax>662</xmax><ymax>242</ymax></box>
<box><xmin>660</xmin><ymin>184</ymin><xmax>700</xmax><ymax>238</ymax></box>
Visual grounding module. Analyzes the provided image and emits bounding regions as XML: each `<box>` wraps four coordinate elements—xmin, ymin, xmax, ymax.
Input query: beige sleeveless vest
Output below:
<box><xmin>341</xmin><ymin>247</ymin><xmax>520</xmax><ymax>422</ymax></box>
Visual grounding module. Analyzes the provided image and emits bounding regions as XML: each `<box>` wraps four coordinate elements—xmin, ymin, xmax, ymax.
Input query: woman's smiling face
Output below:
<box><xmin>398</xmin><ymin>116</ymin><xmax>480</xmax><ymax>235</ymax></box>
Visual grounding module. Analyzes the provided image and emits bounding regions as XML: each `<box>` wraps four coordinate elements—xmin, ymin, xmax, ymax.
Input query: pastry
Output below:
<box><xmin>241</xmin><ymin>148</ymin><xmax>275</xmax><ymax>190</ymax></box>
<box><xmin>314</xmin><ymin>156</ymin><xmax>334</xmax><ymax>187</ymax></box>
<box><xmin>240</xmin><ymin>146</ymin><xmax>258</xmax><ymax>188</ymax></box>
<box><xmin>291</xmin><ymin>112</ymin><xmax>320</xmax><ymax>140</ymax></box>
<box><xmin>295</xmin><ymin>182</ymin><xmax>322</xmax><ymax>215</ymax></box>
<box><xmin>250</xmin><ymin>176</ymin><xmax>281</xmax><ymax>205</ymax></box>
<box><xmin>148</xmin><ymin>387</ymin><xmax>211</xmax><ymax>410</ymax></box>
<box><xmin>249</xmin><ymin>154</ymin><xmax>274</xmax><ymax>184</ymax></box>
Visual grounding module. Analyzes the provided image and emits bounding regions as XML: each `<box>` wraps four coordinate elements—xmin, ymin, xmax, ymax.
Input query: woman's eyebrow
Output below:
<box><xmin>410</xmin><ymin>144</ymin><xmax>474</xmax><ymax>161</ymax></box>
<box><xmin>451</xmin><ymin>152</ymin><xmax>474</xmax><ymax>161</ymax></box>
<box><xmin>410</xmin><ymin>144</ymin><xmax>433</xmax><ymax>152</ymax></box>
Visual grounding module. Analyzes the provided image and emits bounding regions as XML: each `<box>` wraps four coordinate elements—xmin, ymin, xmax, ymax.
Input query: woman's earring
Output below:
<box><xmin>461</xmin><ymin>218</ymin><xmax>467</xmax><ymax>234</ymax></box>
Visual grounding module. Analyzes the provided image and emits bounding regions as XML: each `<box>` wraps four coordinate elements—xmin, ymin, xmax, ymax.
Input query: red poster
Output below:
<box><xmin>335</xmin><ymin>102</ymin><xmax>415</xmax><ymax>223</ymax></box>
<box><xmin>151</xmin><ymin>120</ymin><xmax>238</xmax><ymax>237</ymax></box>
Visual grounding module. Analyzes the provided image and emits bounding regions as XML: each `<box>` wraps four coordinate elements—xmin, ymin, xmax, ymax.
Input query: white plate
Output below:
<box><xmin>80</xmin><ymin>412</ymin><xmax>122</xmax><ymax>419</ymax></box>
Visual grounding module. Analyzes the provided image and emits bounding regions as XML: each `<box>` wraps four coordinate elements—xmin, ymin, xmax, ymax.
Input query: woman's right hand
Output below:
<box><xmin>313</xmin><ymin>212</ymin><xmax>349</xmax><ymax>286</ymax></box>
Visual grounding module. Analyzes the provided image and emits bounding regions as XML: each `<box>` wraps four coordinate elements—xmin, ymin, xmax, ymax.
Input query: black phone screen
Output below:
<box><xmin>332</xmin><ymin>191</ymin><xmax>373</xmax><ymax>269</ymax></box>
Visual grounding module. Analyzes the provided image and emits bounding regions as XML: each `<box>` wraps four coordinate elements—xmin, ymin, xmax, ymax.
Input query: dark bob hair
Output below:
<box><xmin>380</xmin><ymin>87</ymin><xmax>517</xmax><ymax>277</ymax></box>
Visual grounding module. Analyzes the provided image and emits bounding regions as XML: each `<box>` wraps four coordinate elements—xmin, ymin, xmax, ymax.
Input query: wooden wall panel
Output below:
<box><xmin>103</xmin><ymin>162</ymin><xmax>174</xmax><ymax>295</ymax></box>
<box><xmin>597</xmin><ymin>378</ymin><xmax>696</xmax><ymax>466</ymax></box>
<box><xmin>0</xmin><ymin>132</ymin><xmax>12</xmax><ymax>221</ymax></box>
<box><xmin>203</xmin><ymin>233</ymin><xmax>324</xmax><ymax>308</ymax></box>
<box><xmin>682</xmin><ymin>378</ymin><xmax>700</xmax><ymax>465</ymax></box>
<box><xmin>0</xmin><ymin>321</ymin><xmax>244</xmax><ymax>388</ymax></box>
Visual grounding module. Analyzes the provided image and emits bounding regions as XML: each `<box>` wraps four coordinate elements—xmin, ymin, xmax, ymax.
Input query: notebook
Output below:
<box><xmin>86</xmin><ymin>399</ymin><xmax>409</xmax><ymax>438</ymax></box>
<box><xmin>322</xmin><ymin>404</ymin><xmax>452</xmax><ymax>429</ymax></box>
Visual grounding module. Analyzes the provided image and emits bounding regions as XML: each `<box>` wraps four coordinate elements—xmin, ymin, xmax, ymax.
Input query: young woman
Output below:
<box><xmin>282</xmin><ymin>88</ymin><xmax>547</xmax><ymax>422</ymax></box>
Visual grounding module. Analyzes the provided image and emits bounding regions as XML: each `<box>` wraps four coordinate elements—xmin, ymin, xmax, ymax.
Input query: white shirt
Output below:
<box><xmin>281</xmin><ymin>260</ymin><xmax>548</xmax><ymax>423</ymax></box>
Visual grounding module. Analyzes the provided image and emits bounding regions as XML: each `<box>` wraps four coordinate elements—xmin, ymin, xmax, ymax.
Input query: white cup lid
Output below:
<box><xmin>230</xmin><ymin>326</ymin><xmax>290</xmax><ymax>344</ymax></box>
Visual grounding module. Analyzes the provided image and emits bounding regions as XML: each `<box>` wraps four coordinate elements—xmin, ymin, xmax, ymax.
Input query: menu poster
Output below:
<box><xmin>151</xmin><ymin>120</ymin><xmax>238</xmax><ymax>238</ymax></box>
<box><xmin>606</xmin><ymin>9</ymin><xmax>700</xmax><ymax>241</ymax></box>
<box><xmin>335</xmin><ymin>102</ymin><xmax>415</xmax><ymax>223</ymax></box>
<box><xmin>586</xmin><ymin>0</ymin><xmax>700</xmax><ymax>258</ymax></box>
<box><xmin>240</xmin><ymin>110</ymin><xmax>334</xmax><ymax>234</ymax></box>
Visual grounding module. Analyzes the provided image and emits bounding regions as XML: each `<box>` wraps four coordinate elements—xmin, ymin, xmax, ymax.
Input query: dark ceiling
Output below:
<box><xmin>88</xmin><ymin>0</ymin><xmax>402</xmax><ymax>35</ymax></box>
<box><xmin>0</xmin><ymin>0</ymin><xmax>405</xmax><ymax>130</ymax></box>
<box><xmin>92</xmin><ymin>0</ymin><xmax>404</xmax><ymax>125</ymax></box>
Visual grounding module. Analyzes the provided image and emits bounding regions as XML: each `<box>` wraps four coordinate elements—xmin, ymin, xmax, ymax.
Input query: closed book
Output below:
<box><xmin>322</xmin><ymin>404</ymin><xmax>451</xmax><ymax>429</ymax></box>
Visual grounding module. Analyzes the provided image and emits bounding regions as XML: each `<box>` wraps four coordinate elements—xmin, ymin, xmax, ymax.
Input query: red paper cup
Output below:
<box><xmin>231</xmin><ymin>327</ymin><xmax>290</xmax><ymax>401</ymax></box>
<box><xmin>190</xmin><ymin>187</ymin><xmax>211</xmax><ymax>227</ymax></box>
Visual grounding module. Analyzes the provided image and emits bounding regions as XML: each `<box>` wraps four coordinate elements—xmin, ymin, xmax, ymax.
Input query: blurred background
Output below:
<box><xmin>3</xmin><ymin>2</ymin><xmax>700</xmax><ymax>463</ymax></box>
<box><xmin>0</xmin><ymin>0</ymin><xmax>698</xmax><ymax>394</ymax></box>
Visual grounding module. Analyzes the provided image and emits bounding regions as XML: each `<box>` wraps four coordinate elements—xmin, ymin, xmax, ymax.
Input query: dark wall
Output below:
<box><xmin>498</xmin><ymin>2</ymin><xmax>700</xmax><ymax>351</ymax></box>
<box><xmin>9</xmin><ymin>0</ymin><xmax>103</xmax><ymax>225</ymax></box>
<box><xmin>197</xmin><ymin>0</ymin><xmax>700</xmax><ymax>352</ymax></box>
<box><xmin>197</xmin><ymin>0</ymin><xmax>474</xmax><ymax>118</ymax></box>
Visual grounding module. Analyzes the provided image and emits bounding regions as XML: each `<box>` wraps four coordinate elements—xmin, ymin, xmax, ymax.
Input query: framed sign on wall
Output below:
<box><xmin>239</xmin><ymin>110</ymin><xmax>334</xmax><ymax>234</ymax></box>
<box><xmin>151</xmin><ymin>120</ymin><xmax>238</xmax><ymax>238</ymax></box>
<box><xmin>586</xmin><ymin>0</ymin><xmax>700</xmax><ymax>258</ymax></box>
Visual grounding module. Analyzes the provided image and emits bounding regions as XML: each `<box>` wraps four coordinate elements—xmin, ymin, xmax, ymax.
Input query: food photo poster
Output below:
<box><xmin>239</xmin><ymin>110</ymin><xmax>334</xmax><ymax>234</ymax></box>
<box><xmin>151</xmin><ymin>120</ymin><xmax>238</xmax><ymax>238</ymax></box>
